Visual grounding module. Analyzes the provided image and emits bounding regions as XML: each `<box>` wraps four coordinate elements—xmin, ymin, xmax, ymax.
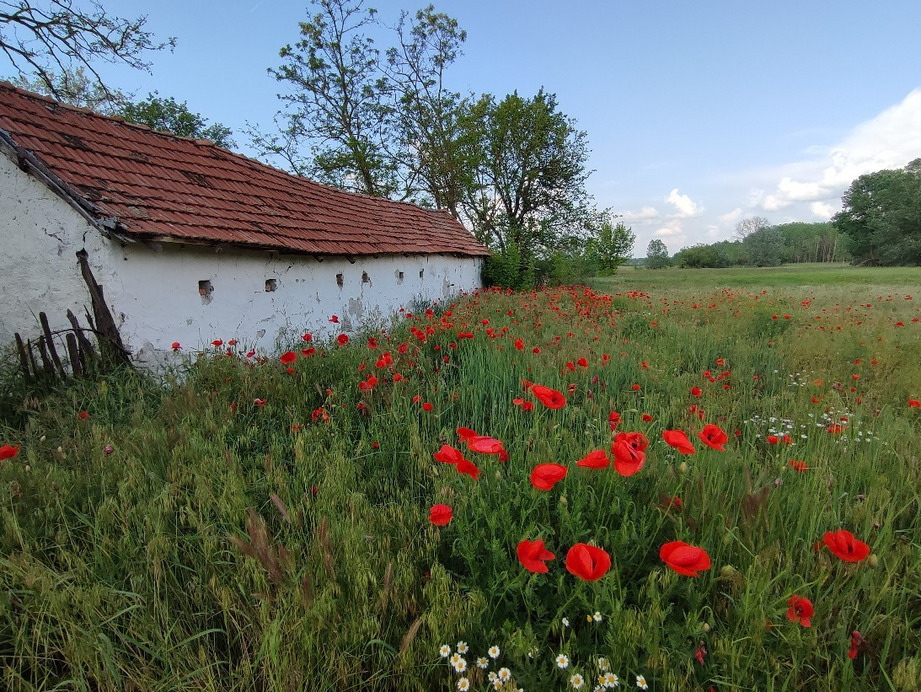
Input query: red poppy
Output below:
<box><xmin>641</xmin><ymin>413</ymin><xmax>653</xmax><ymax>422</ymax></box>
<box><xmin>429</xmin><ymin>504</ymin><xmax>452</xmax><ymax>526</ymax></box>
<box><xmin>422</xmin><ymin>402</ymin><xmax>434</xmax><ymax>412</ymax></box>
<box><xmin>631</xmin><ymin>383</ymin><xmax>641</xmax><ymax>391</ymax></box>
<box><xmin>77</xmin><ymin>411</ymin><xmax>89</xmax><ymax>420</ymax></box>
<box><xmin>698</xmin><ymin>424</ymin><xmax>728</xmax><ymax>451</ymax></box>
<box><xmin>514</xmin><ymin>338</ymin><xmax>524</xmax><ymax>350</ymax></box>
<box><xmin>517</xmin><ymin>539</ymin><xmax>556</xmax><ymax>573</ymax></box>
<box><xmin>659</xmin><ymin>541</ymin><xmax>711</xmax><ymax>577</ymax></box>
<box><xmin>280</xmin><ymin>350</ymin><xmax>297</xmax><ymax>365</ymax></box>
<box><xmin>788</xmin><ymin>460</ymin><xmax>809</xmax><ymax>472</ymax></box>
<box><xmin>909</xmin><ymin>399</ymin><xmax>921</xmax><ymax>408</ymax></box>
<box><xmin>466</xmin><ymin>435</ymin><xmax>505</xmax><ymax>455</ymax></box>
<box><xmin>608</xmin><ymin>411</ymin><xmax>621</xmax><ymax>431</ymax></box>
<box><xmin>576</xmin><ymin>449</ymin><xmax>610</xmax><ymax>469</ymax></box>
<box><xmin>337</xmin><ymin>334</ymin><xmax>349</xmax><ymax>346</ymax></box>
<box><xmin>565</xmin><ymin>543</ymin><xmax>611</xmax><ymax>581</ymax></box>
<box><xmin>433</xmin><ymin>445</ymin><xmax>465</xmax><ymax>465</ymax></box>
<box><xmin>822</xmin><ymin>529</ymin><xmax>870</xmax><ymax>562</ymax></box>
<box><xmin>171</xmin><ymin>341</ymin><xmax>181</xmax><ymax>351</ymax></box>
<box><xmin>211</xmin><ymin>339</ymin><xmax>223</xmax><ymax>347</ymax></box>
<box><xmin>530</xmin><ymin>463</ymin><xmax>568</xmax><ymax>490</ymax></box>
<box><xmin>767</xmin><ymin>435</ymin><xmax>779</xmax><ymax>445</ymax></box>
<box><xmin>456</xmin><ymin>458</ymin><xmax>480</xmax><ymax>480</ymax></box>
<box><xmin>663</xmin><ymin>429</ymin><xmax>696</xmax><ymax>454</ymax></box>
<box><xmin>253</xmin><ymin>398</ymin><xmax>267</xmax><ymax>406</ymax></box>
<box><xmin>848</xmin><ymin>630</ymin><xmax>864</xmax><ymax>660</ymax></box>
<box><xmin>786</xmin><ymin>595</ymin><xmax>813</xmax><ymax>627</ymax></box>
<box><xmin>531</xmin><ymin>384</ymin><xmax>567</xmax><ymax>409</ymax></box>
<box><xmin>576</xmin><ymin>357</ymin><xmax>588</xmax><ymax>368</ymax></box>
<box><xmin>301</xmin><ymin>332</ymin><xmax>313</xmax><ymax>342</ymax></box>
<box><xmin>0</xmin><ymin>444</ymin><xmax>19</xmax><ymax>461</ymax></box>
<box><xmin>329</xmin><ymin>315</ymin><xmax>339</xmax><ymax>323</ymax></box>
<box><xmin>611</xmin><ymin>432</ymin><xmax>648</xmax><ymax>476</ymax></box>
<box><xmin>691</xmin><ymin>386</ymin><xmax>702</xmax><ymax>397</ymax></box>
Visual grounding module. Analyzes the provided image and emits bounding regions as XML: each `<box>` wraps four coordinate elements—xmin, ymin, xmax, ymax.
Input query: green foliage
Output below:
<box><xmin>265</xmin><ymin>0</ymin><xmax>394</xmax><ymax>194</ymax></box>
<box><xmin>777</xmin><ymin>222</ymin><xmax>850</xmax><ymax>263</ymax></box>
<box><xmin>673</xmin><ymin>243</ymin><xmax>730</xmax><ymax>268</ymax></box>
<box><xmin>584</xmin><ymin>218</ymin><xmax>635</xmax><ymax>275</ymax></box>
<box><xmin>645</xmin><ymin>239</ymin><xmax>670</xmax><ymax>269</ymax></box>
<box><xmin>743</xmin><ymin>225</ymin><xmax>785</xmax><ymax>267</ymax></box>
<box><xmin>833</xmin><ymin>160</ymin><xmax>921</xmax><ymax>265</ymax></box>
<box><xmin>4</xmin><ymin>257</ymin><xmax>921</xmax><ymax>690</ymax></box>
<box><xmin>461</xmin><ymin>89</ymin><xmax>593</xmax><ymax>269</ymax></box>
<box><xmin>259</xmin><ymin>2</ymin><xmax>598</xmax><ymax>274</ymax></box>
<box><xmin>119</xmin><ymin>92</ymin><xmax>236</xmax><ymax>147</ymax></box>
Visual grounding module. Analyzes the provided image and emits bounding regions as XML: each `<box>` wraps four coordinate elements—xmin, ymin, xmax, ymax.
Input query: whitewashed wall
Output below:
<box><xmin>0</xmin><ymin>153</ymin><xmax>483</xmax><ymax>368</ymax></box>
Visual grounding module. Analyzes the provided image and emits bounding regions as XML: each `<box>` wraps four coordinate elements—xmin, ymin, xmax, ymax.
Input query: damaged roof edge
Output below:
<box><xmin>0</xmin><ymin>128</ymin><xmax>132</xmax><ymax>245</ymax></box>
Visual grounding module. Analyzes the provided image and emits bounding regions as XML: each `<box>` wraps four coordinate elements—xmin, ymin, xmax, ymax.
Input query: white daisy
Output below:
<box><xmin>456</xmin><ymin>678</ymin><xmax>470</xmax><ymax>691</ymax></box>
<box><xmin>457</xmin><ymin>641</ymin><xmax>469</xmax><ymax>654</ymax></box>
<box><xmin>557</xmin><ymin>654</ymin><xmax>570</xmax><ymax>669</ymax></box>
<box><xmin>571</xmin><ymin>673</ymin><xmax>585</xmax><ymax>689</ymax></box>
<box><xmin>477</xmin><ymin>657</ymin><xmax>489</xmax><ymax>669</ymax></box>
<box><xmin>498</xmin><ymin>667</ymin><xmax>511</xmax><ymax>682</ymax></box>
<box><xmin>439</xmin><ymin>644</ymin><xmax>451</xmax><ymax>658</ymax></box>
<box><xmin>488</xmin><ymin>645</ymin><xmax>500</xmax><ymax>659</ymax></box>
<box><xmin>636</xmin><ymin>674</ymin><xmax>648</xmax><ymax>689</ymax></box>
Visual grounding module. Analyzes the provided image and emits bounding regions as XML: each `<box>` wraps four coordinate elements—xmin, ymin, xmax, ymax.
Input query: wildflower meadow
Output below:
<box><xmin>1</xmin><ymin>264</ymin><xmax>920</xmax><ymax>690</ymax></box>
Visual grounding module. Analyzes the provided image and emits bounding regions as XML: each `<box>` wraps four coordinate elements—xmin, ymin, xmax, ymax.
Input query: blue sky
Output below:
<box><xmin>7</xmin><ymin>1</ymin><xmax>921</xmax><ymax>256</ymax></box>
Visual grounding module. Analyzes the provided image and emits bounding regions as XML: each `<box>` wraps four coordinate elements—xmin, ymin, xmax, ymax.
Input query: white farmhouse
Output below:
<box><xmin>0</xmin><ymin>83</ymin><xmax>488</xmax><ymax>367</ymax></box>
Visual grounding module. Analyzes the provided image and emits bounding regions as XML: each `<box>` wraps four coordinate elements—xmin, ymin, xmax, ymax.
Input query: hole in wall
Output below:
<box><xmin>397</xmin><ymin>270</ymin><xmax>404</xmax><ymax>284</ymax></box>
<box><xmin>362</xmin><ymin>271</ymin><xmax>370</xmax><ymax>284</ymax></box>
<box><xmin>198</xmin><ymin>280</ymin><xmax>213</xmax><ymax>305</ymax></box>
<box><xmin>265</xmin><ymin>279</ymin><xmax>277</xmax><ymax>292</ymax></box>
<box><xmin>419</xmin><ymin>268</ymin><xmax>424</xmax><ymax>279</ymax></box>
<box><xmin>336</xmin><ymin>273</ymin><xmax>344</xmax><ymax>288</ymax></box>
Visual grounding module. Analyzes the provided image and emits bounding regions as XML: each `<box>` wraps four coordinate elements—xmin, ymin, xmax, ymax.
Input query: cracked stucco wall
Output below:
<box><xmin>1</xmin><ymin>153</ymin><xmax>483</xmax><ymax>368</ymax></box>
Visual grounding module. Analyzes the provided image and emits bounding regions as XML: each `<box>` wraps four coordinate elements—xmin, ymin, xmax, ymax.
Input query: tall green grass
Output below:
<box><xmin>1</xmin><ymin>270</ymin><xmax>920</xmax><ymax>690</ymax></box>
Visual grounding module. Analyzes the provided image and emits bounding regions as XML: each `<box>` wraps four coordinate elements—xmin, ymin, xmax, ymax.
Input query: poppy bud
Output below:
<box><xmin>702</xmin><ymin>622</ymin><xmax>711</xmax><ymax>632</ymax></box>
<box><xmin>679</xmin><ymin>462</ymin><xmax>688</xmax><ymax>473</ymax></box>
<box><xmin>868</xmin><ymin>554</ymin><xmax>879</xmax><ymax>568</ymax></box>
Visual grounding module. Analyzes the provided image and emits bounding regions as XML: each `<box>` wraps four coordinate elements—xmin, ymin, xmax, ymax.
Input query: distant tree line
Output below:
<box><xmin>644</xmin><ymin>220</ymin><xmax>850</xmax><ymax>269</ymax></box>
<box><xmin>646</xmin><ymin>159</ymin><xmax>921</xmax><ymax>269</ymax></box>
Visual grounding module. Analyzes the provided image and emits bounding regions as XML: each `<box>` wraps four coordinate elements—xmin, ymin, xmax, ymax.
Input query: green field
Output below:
<box><xmin>1</xmin><ymin>264</ymin><xmax>920</xmax><ymax>690</ymax></box>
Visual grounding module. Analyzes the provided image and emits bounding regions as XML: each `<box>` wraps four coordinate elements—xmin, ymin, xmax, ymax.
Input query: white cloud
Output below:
<box><xmin>621</xmin><ymin>206</ymin><xmax>659</xmax><ymax>221</ymax></box>
<box><xmin>758</xmin><ymin>88</ymin><xmax>921</xmax><ymax>211</ymax></box>
<box><xmin>718</xmin><ymin>207</ymin><xmax>743</xmax><ymax>226</ymax></box>
<box><xmin>665</xmin><ymin>188</ymin><xmax>703</xmax><ymax>217</ymax></box>
<box><xmin>810</xmin><ymin>201</ymin><xmax>836</xmax><ymax>218</ymax></box>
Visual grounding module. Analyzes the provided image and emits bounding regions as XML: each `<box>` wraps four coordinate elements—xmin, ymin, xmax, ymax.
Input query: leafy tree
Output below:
<box><xmin>645</xmin><ymin>238</ymin><xmax>670</xmax><ymax>268</ymax></box>
<box><xmin>673</xmin><ymin>243</ymin><xmax>729</xmax><ymax>268</ymax></box>
<box><xmin>119</xmin><ymin>92</ymin><xmax>235</xmax><ymax>148</ymax></box>
<box><xmin>460</xmin><ymin>89</ymin><xmax>592</xmax><ymax>271</ymax></box>
<box><xmin>743</xmin><ymin>225</ymin><xmax>785</xmax><ymax>267</ymax></box>
<box><xmin>585</xmin><ymin>216</ymin><xmax>634</xmax><ymax>275</ymax></box>
<box><xmin>384</xmin><ymin>5</ymin><xmax>470</xmax><ymax>215</ymax></box>
<box><xmin>833</xmin><ymin>160</ymin><xmax>921</xmax><ymax>265</ymax></box>
<box><xmin>0</xmin><ymin>0</ymin><xmax>174</xmax><ymax>102</ymax></box>
<box><xmin>262</xmin><ymin>0</ymin><xmax>394</xmax><ymax>194</ymax></box>
<box><xmin>776</xmin><ymin>222</ymin><xmax>848</xmax><ymax>263</ymax></box>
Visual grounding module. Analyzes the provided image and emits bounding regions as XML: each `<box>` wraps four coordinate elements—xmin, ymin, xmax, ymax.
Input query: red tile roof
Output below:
<box><xmin>0</xmin><ymin>83</ymin><xmax>489</xmax><ymax>257</ymax></box>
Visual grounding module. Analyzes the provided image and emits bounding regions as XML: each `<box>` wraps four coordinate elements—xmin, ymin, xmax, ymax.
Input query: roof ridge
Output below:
<box><xmin>0</xmin><ymin>81</ymin><xmax>225</xmax><ymax>148</ymax></box>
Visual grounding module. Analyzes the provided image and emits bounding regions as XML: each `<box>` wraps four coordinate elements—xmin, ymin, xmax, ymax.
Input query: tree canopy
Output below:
<box><xmin>645</xmin><ymin>238</ymin><xmax>670</xmax><ymax>269</ymax></box>
<box><xmin>833</xmin><ymin>160</ymin><xmax>921</xmax><ymax>265</ymax></box>
<box><xmin>119</xmin><ymin>93</ymin><xmax>235</xmax><ymax>148</ymax></box>
<box><xmin>258</xmin><ymin>0</ymin><xmax>599</xmax><ymax>287</ymax></box>
<box><xmin>0</xmin><ymin>0</ymin><xmax>175</xmax><ymax>102</ymax></box>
